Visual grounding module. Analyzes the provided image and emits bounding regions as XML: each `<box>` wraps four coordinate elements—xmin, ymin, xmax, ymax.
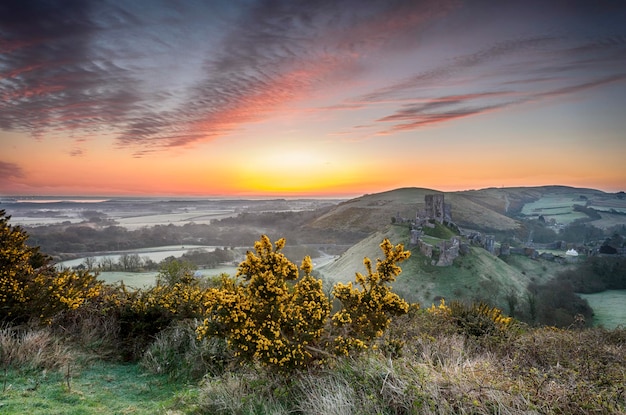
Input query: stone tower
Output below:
<box><xmin>425</xmin><ymin>194</ymin><xmax>445</xmax><ymax>223</ymax></box>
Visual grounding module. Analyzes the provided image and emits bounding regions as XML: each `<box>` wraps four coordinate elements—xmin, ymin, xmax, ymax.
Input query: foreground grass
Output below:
<box><xmin>1</xmin><ymin>321</ymin><xmax>624</xmax><ymax>414</ymax></box>
<box><xmin>0</xmin><ymin>362</ymin><xmax>187</xmax><ymax>415</ymax></box>
<box><xmin>166</xmin><ymin>320</ymin><xmax>626</xmax><ymax>415</ymax></box>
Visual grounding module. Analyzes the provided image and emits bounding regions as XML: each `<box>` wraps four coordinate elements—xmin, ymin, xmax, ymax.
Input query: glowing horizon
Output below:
<box><xmin>2</xmin><ymin>1</ymin><xmax>625</xmax><ymax>197</ymax></box>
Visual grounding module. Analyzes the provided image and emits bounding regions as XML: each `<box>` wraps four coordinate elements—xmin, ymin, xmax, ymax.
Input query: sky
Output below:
<box><xmin>1</xmin><ymin>0</ymin><xmax>625</xmax><ymax>198</ymax></box>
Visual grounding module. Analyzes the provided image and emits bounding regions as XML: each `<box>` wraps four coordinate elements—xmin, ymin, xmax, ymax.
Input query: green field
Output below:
<box><xmin>520</xmin><ymin>195</ymin><xmax>588</xmax><ymax>224</ymax></box>
<box><xmin>98</xmin><ymin>265</ymin><xmax>239</xmax><ymax>288</ymax></box>
<box><xmin>579</xmin><ymin>290</ymin><xmax>626</xmax><ymax>329</ymax></box>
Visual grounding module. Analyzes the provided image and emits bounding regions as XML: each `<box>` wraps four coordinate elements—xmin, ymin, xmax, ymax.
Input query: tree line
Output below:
<box><xmin>78</xmin><ymin>247</ymin><xmax>235</xmax><ymax>273</ymax></box>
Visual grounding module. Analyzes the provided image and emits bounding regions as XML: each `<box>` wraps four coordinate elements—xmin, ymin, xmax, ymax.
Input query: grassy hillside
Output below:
<box><xmin>307</xmin><ymin>188</ymin><xmax>437</xmax><ymax>233</ymax></box>
<box><xmin>307</xmin><ymin>187</ymin><xmax>521</xmax><ymax>234</ymax></box>
<box><xmin>317</xmin><ymin>224</ymin><xmax>570</xmax><ymax>312</ymax></box>
<box><xmin>5</xmin><ymin>318</ymin><xmax>625</xmax><ymax>415</ymax></box>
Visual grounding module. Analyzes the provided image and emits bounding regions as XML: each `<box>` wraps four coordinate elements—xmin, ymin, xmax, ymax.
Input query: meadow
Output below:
<box><xmin>2</xmin><ymin>312</ymin><xmax>624</xmax><ymax>415</ymax></box>
<box><xmin>580</xmin><ymin>290</ymin><xmax>626</xmax><ymax>329</ymax></box>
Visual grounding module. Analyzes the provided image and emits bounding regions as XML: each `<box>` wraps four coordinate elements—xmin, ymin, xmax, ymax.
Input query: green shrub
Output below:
<box><xmin>141</xmin><ymin>320</ymin><xmax>232</xmax><ymax>380</ymax></box>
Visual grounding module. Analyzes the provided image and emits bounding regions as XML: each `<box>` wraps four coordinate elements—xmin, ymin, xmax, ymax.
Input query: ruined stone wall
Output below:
<box><xmin>418</xmin><ymin>239</ymin><xmax>433</xmax><ymax>257</ymax></box>
<box><xmin>436</xmin><ymin>237</ymin><xmax>460</xmax><ymax>266</ymax></box>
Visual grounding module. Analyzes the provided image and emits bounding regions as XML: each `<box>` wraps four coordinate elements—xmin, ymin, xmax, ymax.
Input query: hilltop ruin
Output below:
<box><xmin>404</xmin><ymin>193</ymin><xmax>463</xmax><ymax>266</ymax></box>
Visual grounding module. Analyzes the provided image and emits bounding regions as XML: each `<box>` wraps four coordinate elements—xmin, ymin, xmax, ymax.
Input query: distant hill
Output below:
<box><xmin>305</xmin><ymin>185</ymin><xmax>626</xmax><ymax>235</ymax></box>
<box><xmin>306</xmin><ymin>187</ymin><xmax>520</xmax><ymax>234</ymax></box>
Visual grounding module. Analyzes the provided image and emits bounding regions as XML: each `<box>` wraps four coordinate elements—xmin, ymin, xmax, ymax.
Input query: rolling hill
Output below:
<box><xmin>306</xmin><ymin>185</ymin><xmax>626</xmax><ymax>235</ymax></box>
<box><xmin>316</xmin><ymin>223</ymin><xmax>565</xmax><ymax>310</ymax></box>
<box><xmin>313</xmin><ymin>185</ymin><xmax>626</xmax><ymax>312</ymax></box>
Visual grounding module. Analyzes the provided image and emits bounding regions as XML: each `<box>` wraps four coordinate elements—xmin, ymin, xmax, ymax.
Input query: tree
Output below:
<box><xmin>119</xmin><ymin>253</ymin><xmax>142</xmax><ymax>272</ymax></box>
<box><xmin>157</xmin><ymin>257</ymin><xmax>198</xmax><ymax>285</ymax></box>
<box><xmin>82</xmin><ymin>256</ymin><xmax>98</xmax><ymax>271</ymax></box>
<box><xmin>99</xmin><ymin>256</ymin><xmax>115</xmax><ymax>271</ymax></box>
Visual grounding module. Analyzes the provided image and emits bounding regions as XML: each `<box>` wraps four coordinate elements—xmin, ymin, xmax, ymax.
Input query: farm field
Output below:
<box><xmin>112</xmin><ymin>208</ymin><xmax>236</xmax><ymax>229</ymax></box>
<box><xmin>520</xmin><ymin>195</ymin><xmax>588</xmax><ymax>224</ymax></box>
<box><xmin>97</xmin><ymin>271</ymin><xmax>159</xmax><ymax>288</ymax></box>
<box><xmin>96</xmin><ymin>266</ymin><xmax>240</xmax><ymax>288</ymax></box>
<box><xmin>580</xmin><ymin>290</ymin><xmax>626</xmax><ymax>329</ymax></box>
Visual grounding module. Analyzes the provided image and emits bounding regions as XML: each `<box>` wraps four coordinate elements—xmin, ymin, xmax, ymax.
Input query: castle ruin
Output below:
<box><xmin>420</xmin><ymin>193</ymin><xmax>452</xmax><ymax>224</ymax></box>
<box><xmin>409</xmin><ymin>193</ymin><xmax>460</xmax><ymax>266</ymax></box>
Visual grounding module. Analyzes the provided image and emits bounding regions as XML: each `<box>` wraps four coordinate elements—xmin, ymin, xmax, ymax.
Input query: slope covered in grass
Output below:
<box><xmin>307</xmin><ymin>187</ymin><xmax>521</xmax><ymax>235</ymax></box>
<box><xmin>317</xmin><ymin>224</ymin><xmax>568</xmax><ymax>310</ymax></box>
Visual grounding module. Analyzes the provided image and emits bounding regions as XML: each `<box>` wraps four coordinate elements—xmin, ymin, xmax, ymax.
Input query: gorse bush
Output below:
<box><xmin>197</xmin><ymin>235</ymin><xmax>412</xmax><ymax>371</ymax></box>
<box><xmin>114</xmin><ymin>276</ymin><xmax>215</xmax><ymax>360</ymax></box>
<box><xmin>427</xmin><ymin>299</ymin><xmax>513</xmax><ymax>334</ymax></box>
<box><xmin>0</xmin><ymin>210</ymin><xmax>102</xmax><ymax>324</ymax></box>
<box><xmin>331</xmin><ymin>238</ymin><xmax>410</xmax><ymax>355</ymax></box>
<box><xmin>197</xmin><ymin>236</ymin><xmax>331</xmax><ymax>371</ymax></box>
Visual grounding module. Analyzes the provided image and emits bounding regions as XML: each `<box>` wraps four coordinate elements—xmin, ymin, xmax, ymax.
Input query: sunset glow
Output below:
<box><xmin>1</xmin><ymin>1</ymin><xmax>625</xmax><ymax>197</ymax></box>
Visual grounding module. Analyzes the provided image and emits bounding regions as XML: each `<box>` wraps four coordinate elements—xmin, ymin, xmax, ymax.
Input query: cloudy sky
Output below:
<box><xmin>1</xmin><ymin>0</ymin><xmax>625</xmax><ymax>197</ymax></box>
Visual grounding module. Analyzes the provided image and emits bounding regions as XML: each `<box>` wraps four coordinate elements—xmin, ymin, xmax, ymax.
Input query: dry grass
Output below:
<box><xmin>179</xmin><ymin>319</ymin><xmax>626</xmax><ymax>415</ymax></box>
<box><xmin>0</xmin><ymin>326</ymin><xmax>72</xmax><ymax>371</ymax></box>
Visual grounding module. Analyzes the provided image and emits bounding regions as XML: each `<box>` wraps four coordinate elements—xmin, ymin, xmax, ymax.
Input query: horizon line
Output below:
<box><xmin>1</xmin><ymin>184</ymin><xmax>624</xmax><ymax>201</ymax></box>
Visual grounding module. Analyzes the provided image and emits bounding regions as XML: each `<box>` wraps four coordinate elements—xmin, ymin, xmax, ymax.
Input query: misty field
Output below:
<box><xmin>580</xmin><ymin>290</ymin><xmax>626</xmax><ymax>329</ymax></box>
<box><xmin>56</xmin><ymin>245</ymin><xmax>221</xmax><ymax>269</ymax></box>
<box><xmin>113</xmin><ymin>209</ymin><xmax>236</xmax><ymax>229</ymax></box>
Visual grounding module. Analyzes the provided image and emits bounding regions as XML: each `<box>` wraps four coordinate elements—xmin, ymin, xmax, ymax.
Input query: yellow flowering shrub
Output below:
<box><xmin>426</xmin><ymin>298</ymin><xmax>452</xmax><ymax>317</ymax></box>
<box><xmin>331</xmin><ymin>239</ymin><xmax>410</xmax><ymax>355</ymax></box>
<box><xmin>130</xmin><ymin>281</ymin><xmax>211</xmax><ymax>318</ymax></box>
<box><xmin>1</xmin><ymin>210</ymin><xmax>102</xmax><ymax>324</ymax></box>
<box><xmin>428</xmin><ymin>298</ymin><xmax>513</xmax><ymax>338</ymax></box>
<box><xmin>31</xmin><ymin>268</ymin><xmax>102</xmax><ymax>322</ymax></box>
<box><xmin>197</xmin><ymin>235</ymin><xmax>330</xmax><ymax>371</ymax></box>
<box><xmin>1</xmin><ymin>209</ymin><xmax>37</xmax><ymax>321</ymax></box>
<box><xmin>111</xmin><ymin>273</ymin><xmax>216</xmax><ymax>360</ymax></box>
